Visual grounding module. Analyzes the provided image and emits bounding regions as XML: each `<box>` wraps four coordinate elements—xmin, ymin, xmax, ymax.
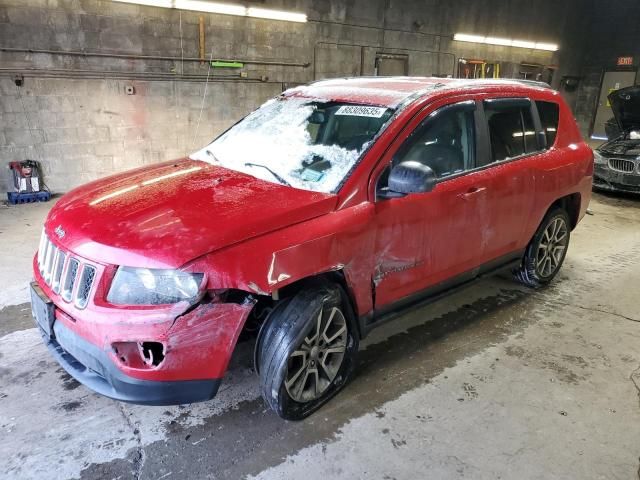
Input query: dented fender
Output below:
<box><xmin>186</xmin><ymin>202</ymin><xmax>378</xmax><ymax>316</ymax></box>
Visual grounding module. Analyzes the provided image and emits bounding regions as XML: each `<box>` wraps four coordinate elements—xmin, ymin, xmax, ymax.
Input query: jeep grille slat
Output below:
<box><xmin>52</xmin><ymin>251</ymin><xmax>66</xmax><ymax>294</ymax></box>
<box><xmin>74</xmin><ymin>265</ymin><xmax>96</xmax><ymax>309</ymax></box>
<box><xmin>61</xmin><ymin>258</ymin><xmax>79</xmax><ymax>303</ymax></box>
<box><xmin>39</xmin><ymin>232</ymin><xmax>98</xmax><ymax>307</ymax></box>
<box><xmin>42</xmin><ymin>237</ymin><xmax>55</xmax><ymax>283</ymax></box>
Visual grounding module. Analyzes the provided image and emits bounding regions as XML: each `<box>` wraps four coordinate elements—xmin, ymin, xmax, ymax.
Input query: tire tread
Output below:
<box><xmin>257</xmin><ymin>281</ymin><xmax>358</xmax><ymax>419</ymax></box>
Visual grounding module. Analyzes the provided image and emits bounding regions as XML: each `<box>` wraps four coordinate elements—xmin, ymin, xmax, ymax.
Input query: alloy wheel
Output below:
<box><xmin>536</xmin><ymin>216</ymin><xmax>569</xmax><ymax>278</ymax></box>
<box><xmin>285</xmin><ymin>305</ymin><xmax>348</xmax><ymax>403</ymax></box>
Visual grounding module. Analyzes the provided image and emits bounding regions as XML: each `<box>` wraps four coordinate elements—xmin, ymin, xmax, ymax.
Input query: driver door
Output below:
<box><xmin>372</xmin><ymin>99</ymin><xmax>490</xmax><ymax>312</ymax></box>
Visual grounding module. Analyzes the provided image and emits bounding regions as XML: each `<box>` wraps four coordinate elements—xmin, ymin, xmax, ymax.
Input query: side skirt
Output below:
<box><xmin>359</xmin><ymin>251</ymin><xmax>524</xmax><ymax>338</ymax></box>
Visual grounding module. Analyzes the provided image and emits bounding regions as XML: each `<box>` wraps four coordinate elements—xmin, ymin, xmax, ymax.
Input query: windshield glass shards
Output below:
<box><xmin>191</xmin><ymin>98</ymin><xmax>393</xmax><ymax>193</ymax></box>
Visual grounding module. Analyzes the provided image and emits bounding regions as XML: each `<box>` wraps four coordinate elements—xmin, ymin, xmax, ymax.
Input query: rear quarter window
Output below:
<box><xmin>535</xmin><ymin>101</ymin><xmax>560</xmax><ymax>147</ymax></box>
<box><xmin>484</xmin><ymin>101</ymin><xmax>538</xmax><ymax>163</ymax></box>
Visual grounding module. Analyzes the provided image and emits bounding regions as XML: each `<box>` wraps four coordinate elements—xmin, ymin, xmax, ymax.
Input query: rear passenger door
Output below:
<box><xmin>475</xmin><ymin>97</ymin><xmax>541</xmax><ymax>263</ymax></box>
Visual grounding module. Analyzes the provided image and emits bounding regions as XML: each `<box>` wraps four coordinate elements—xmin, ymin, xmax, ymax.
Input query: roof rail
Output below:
<box><xmin>512</xmin><ymin>79</ymin><xmax>552</xmax><ymax>89</ymax></box>
<box><xmin>306</xmin><ymin>76</ymin><xmax>553</xmax><ymax>89</ymax></box>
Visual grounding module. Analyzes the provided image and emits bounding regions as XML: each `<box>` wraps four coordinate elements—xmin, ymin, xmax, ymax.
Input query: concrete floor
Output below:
<box><xmin>0</xmin><ymin>192</ymin><xmax>639</xmax><ymax>480</ymax></box>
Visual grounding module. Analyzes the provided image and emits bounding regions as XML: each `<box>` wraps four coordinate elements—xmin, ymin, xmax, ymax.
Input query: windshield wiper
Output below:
<box><xmin>205</xmin><ymin>149</ymin><xmax>220</xmax><ymax>163</ymax></box>
<box><xmin>244</xmin><ymin>162</ymin><xmax>291</xmax><ymax>187</ymax></box>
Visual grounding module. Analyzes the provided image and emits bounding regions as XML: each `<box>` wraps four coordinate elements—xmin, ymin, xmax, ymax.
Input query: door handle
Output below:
<box><xmin>458</xmin><ymin>186</ymin><xmax>486</xmax><ymax>200</ymax></box>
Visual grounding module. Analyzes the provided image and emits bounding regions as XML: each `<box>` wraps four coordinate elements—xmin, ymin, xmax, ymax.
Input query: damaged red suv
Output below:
<box><xmin>31</xmin><ymin>77</ymin><xmax>593</xmax><ymax>419</ymax></box>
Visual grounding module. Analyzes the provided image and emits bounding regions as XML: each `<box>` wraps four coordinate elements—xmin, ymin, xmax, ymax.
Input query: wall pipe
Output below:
<box><xmin>308</xmin><ymin>18</ymin><xmax>453</xmax><ymax>42</ymax></box>
<box><xmin>198</xmin><ymin>16</ymin><xmax>205</xmax><ymax>64</ymax></box>
<box><xmin>0</xmin><ymin>47</ymin><xmax>311</xmax><ymax>68</ymax></box>
<box><xmin>0</xmin><ymin>67</ymin><xmax>286</xmax><ymax>84</ymax></box>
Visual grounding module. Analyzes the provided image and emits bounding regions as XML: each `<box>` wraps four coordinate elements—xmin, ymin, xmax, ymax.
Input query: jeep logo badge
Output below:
<box><xmin>54</xmin><ymin>225</ymin><xmax>65</xmax><ymax>239</ymax></box>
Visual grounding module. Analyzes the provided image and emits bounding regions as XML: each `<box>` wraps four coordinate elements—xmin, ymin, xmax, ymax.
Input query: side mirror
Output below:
<box><xmin>387</xmin><ymin>161</ymin><xmax>437</xmax><ymax>195</ymax></box>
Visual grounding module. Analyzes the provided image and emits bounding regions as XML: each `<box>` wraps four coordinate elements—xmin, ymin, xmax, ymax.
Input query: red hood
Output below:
<box><xmin>45</xmin><ymin>159</ymin><xmax>337</xmax><ymax>268</ymax></box>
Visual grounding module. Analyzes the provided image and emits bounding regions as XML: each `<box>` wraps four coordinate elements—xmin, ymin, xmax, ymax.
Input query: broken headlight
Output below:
<box><xmin>107</xmin><ymin>267</ymin><xmax>204</xmax><ymax>305</ymax></box>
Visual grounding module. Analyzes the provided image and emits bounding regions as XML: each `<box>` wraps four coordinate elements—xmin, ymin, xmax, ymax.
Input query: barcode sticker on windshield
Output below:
<box><xmin>335</xmin><ymin>105</ymin><xmax>387</xmax><ymax>118</ymax></box>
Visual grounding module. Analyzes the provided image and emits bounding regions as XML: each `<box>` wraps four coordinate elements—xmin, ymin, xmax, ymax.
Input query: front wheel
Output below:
<box><xmin>258</xmin><ymin>282</ymin><xmax>358</xmax><ymax>420</ymax></box>
<box><xmin>515</xmin><ymin>208</ymin><xmax>571</xmax><ymax>288</ymax></box>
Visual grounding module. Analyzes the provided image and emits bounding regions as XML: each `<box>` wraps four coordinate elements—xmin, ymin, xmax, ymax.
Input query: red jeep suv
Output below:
<box><xmin>31</xmin><ymin>77</ymin><xmax>593</xmax><ymax>419</ymax></box>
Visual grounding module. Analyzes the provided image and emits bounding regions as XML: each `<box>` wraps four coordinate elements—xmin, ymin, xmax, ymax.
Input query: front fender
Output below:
<box><xmin>186</xmin><ymin>203</ymin><xmax>377</xmax><ymax>316</ymax></box>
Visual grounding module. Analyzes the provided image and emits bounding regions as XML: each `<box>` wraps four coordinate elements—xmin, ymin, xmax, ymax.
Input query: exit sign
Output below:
<box><xmin>617</xmin><ymin>56</ymin><xmax>633</xmax><ymax>66</ymax></box>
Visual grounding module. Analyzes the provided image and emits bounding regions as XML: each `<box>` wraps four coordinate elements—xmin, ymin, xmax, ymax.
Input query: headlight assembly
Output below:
<box><xmin>593</xmin><ymin>150</ymin><xmax>607</xmax><ymax>165</ymax></box>
<box><xmin>107</xmin><ymin>267</ymin><xmax>204</xmax><ymax>305</ymax></box>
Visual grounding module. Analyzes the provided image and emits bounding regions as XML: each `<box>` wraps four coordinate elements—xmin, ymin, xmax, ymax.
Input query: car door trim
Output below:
<box><xmin>359</xmin><ymin>249</ymin><xmax>524</xmax><ymax>337</ymax></box>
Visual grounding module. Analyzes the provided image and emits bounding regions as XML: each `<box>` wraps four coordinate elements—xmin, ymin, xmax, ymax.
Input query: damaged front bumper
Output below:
<box><xmin>42</xmin><ymin>319</ymin><xmax>221</xmax><ymax>405</ymax></box>
<box><xmin>30</xmin><ymin>274</ymin><xmax>255</xmax><ymax>406</ymax></box>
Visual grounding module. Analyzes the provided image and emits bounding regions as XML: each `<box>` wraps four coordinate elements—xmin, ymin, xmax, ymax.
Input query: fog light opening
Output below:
<box><xmin>141</xmin><ymin>342</ymin><xmax>165</xmax><ymax>367</ymax></box>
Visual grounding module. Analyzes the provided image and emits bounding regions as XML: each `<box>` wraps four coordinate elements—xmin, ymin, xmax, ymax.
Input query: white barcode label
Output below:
<box><xmin>335</xmin><ymin>105</ymin><xmax>388</xmax><ymax>118</ymax></box>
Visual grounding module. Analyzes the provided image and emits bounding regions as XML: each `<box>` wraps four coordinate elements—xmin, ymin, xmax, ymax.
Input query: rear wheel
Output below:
<box><xmin>515</xmin><ymin>208</ymin><xmax>571</xmax><ymax>288</ymax></box>
<box><xmin>258</xmin><ymin>282</ymin><xmax>358</xmax><ymax>420</ymax></box>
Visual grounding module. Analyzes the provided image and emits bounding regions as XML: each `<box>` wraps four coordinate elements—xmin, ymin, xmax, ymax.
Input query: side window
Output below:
<box><xmin>536</xmin><ymin>101</ymin><xmax>560</xmax><ymax>147</ymax></box>
<box><xmin>391</xmin><ymin>103</ymin><xmax>476</xmax><ymax>179</ymax></box>
<box><xmin>522</xmin><ymin>108</ymin><xmax>537</xmax><ymax>154</ymax></box>
<box><xmin>483</xmin><ymin>99</ymin><xmax>538</xmax><ymax>165</ymax></box>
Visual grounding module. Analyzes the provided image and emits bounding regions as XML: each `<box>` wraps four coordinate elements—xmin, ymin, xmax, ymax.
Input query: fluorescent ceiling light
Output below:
<box><xmin>115</xmin><ymin>0</ymin><xmax>172</xmax><ymax>6</ymax></box>
<box><xmin>454</xmin><ymin>34</ymin><xmax>486</xmax><ymax>43</ymax></box>
<box><xmin>111</xmin><ymin>0</ymin><xmax>307</xmax><ymax>22</ymax></box>
<box><xmin>178</xmin><ymin>0</ymin><xmax>245</xmax><ymax>16</ymax></box>
<box><xmin>484</xmin><ymin>37</ymin><xmax>512</xmax><ymax>47</ymax></box>
<box><xmin>534</xmin><ymin>42</ymin><xmax>559</xmax><ymax>52</ymax></box>
<box><xmin>247</xmin><ymin>7</ymin><xmax>307</xmax><ymax>22</ymax></box>
<box><xmin>511</xmin><ymin>40</ymin><xmax>537</xmax><ymax>49</ymax></box>
<box><xmin>454</xmin><ymin>33</ymin><xmax>558</xmax><ymax>51</ymax></box>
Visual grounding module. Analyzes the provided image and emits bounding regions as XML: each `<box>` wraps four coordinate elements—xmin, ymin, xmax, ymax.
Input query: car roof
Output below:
<box><xmin>284</xmin><ymin>76</ymin><xmax>554</xmax><ymax>108</ymax></box>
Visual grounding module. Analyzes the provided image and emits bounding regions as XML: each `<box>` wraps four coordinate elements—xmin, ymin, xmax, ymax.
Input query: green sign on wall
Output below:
<box><xmin>211</xmin><ymin>61</ymin><xmax>244</xmax><ymax>68</ymax></box>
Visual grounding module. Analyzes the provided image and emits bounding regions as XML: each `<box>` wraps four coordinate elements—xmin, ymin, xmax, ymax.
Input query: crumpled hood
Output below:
<box><xmin>608</xmin><ymin>85</ymin><xmax>640</xmax><ymax>132</ymax></box>
<box><xmin>45</xmin><ymin>159</ymin><xmax>337</xmax><ymax>268</ymax></box>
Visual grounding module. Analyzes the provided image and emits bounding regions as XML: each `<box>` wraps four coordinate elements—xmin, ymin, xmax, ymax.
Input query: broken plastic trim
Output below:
<box><xmin>210</xmin><ymin>288</ymin><xmax>258</xmax><ymax>305</ymax></box>
<box><xmin>112</xmin><ymin>341</ymin><xmax>166</xmax><ymax>369</ymax></box>
<box><xmin>141</xmin><ymin>342</ymin><xmax>165</xmax><ymax>367</ymax></box>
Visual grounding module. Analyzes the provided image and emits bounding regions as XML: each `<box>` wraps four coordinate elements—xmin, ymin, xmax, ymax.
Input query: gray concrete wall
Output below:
<box><xmin>0</xmin><ymin>0</ymin><xmax>589</xmax><ymax>193</ymax></box>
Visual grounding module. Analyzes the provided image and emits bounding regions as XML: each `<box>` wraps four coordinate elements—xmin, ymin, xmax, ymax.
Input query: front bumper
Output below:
<box><xmin>31</xmin><ymin>265</ymin><xmax>256</xmax><ymax>405</ymax></box>
<box><xmin>42</xmin><ymin>319</ymin><xmax>221</xmax><ymax>405</ymax></box>
<box><xmin>594</xmin><ymin>163</ymin><xmax>640</xmax><ymax>194</ymax></box>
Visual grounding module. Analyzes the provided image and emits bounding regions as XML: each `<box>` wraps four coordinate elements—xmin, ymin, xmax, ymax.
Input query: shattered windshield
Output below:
<box><xmin>191</xmin><ymin>98</ymin><xmax>393</xmax><ymax>193</ymax></box>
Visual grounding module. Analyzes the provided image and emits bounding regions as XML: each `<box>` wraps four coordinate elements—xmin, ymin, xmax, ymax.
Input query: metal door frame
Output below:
<box><xmin>589</xmin><ymin>67</ymin><xmax>637</xmax><ymax>139</ymax></box>
<box><xmin>374</xmin><ymin>53</ymin><xmax>409</xmax><ymax>76</ymax></box>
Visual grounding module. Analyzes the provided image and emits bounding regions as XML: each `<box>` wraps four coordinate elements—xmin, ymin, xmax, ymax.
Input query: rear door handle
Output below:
<box><xmin>458</xmin><ymin>186</ymin><xmax>486</xmax><ymax>199</ymax></box>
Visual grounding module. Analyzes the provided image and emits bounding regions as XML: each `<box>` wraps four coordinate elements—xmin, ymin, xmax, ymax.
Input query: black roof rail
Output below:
<box><xmin>512</xmin><ymin>79</ymin><xmax>552</xmax><ymax>89</ymax></box>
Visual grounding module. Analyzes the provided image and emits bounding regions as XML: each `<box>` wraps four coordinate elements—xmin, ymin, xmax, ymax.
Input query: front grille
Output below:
<box><xmin>608</xmin><ymin>158</ymin><xmax>636</xmax><ymax>173</ymax></box>
<box><xmin>37</xmin><ymin>231</ymin><xmax>97</xmax><ymax>309</ymax></box>
<box><xmin>75</xmin><ymin>265</ymin><xmax>96</xmax><ymax>309</ymax></box>
<box><xmin>51</xmin><ymin>251</ymin><xmax>66</xmax><ymax>294</ymax></box>
<box><xmin>61</xmin><ymin>259</ymin><xmax>79</xmax><ymax>303</ymax></box>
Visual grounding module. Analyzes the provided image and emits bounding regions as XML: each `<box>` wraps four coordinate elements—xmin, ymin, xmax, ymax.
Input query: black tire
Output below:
<box><xmin>258</xmin><ymin>281</ymin><xmax>359</xmax><ymax>420</ymax></box>
<box><xmin>515</xmin><ymin>208</ymin><xmax>571</xmax><ymax>288</ymax></box>
<box><xmin>253</xmin><ymin>297</ymin><xmax>292</xmax><ymax>374</ymax></box>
